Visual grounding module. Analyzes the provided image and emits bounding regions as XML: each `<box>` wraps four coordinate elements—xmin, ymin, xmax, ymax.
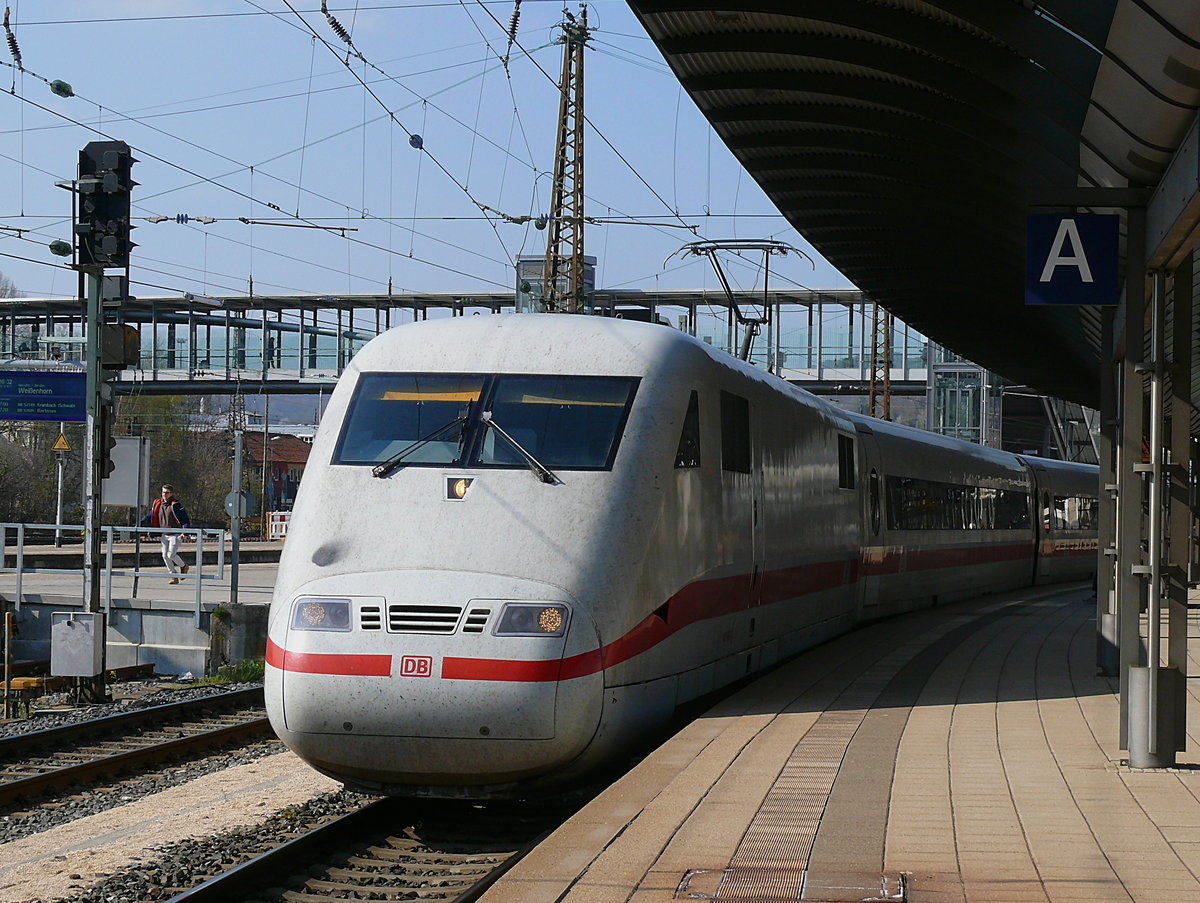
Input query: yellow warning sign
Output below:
<box><xmin>51</xmin><ymin>433</ymin><xmax>71</xmax><ymax>453</ymax></box>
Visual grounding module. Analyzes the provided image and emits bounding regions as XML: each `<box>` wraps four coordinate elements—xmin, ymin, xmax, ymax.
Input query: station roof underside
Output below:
<box><xmin>628</xmin><ymin>1</ymin><xmax>1200</xmax><ymax>408</ymax></box>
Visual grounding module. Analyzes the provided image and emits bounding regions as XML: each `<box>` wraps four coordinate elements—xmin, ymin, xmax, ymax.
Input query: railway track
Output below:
<box><xmin>0</xmin><ymin>687</ymin><xmax>272</xmax><ymax>807</ymax></box>
<box><xmin>168</xmin><ymin>792</ymin><xmax>591</xmax><ymax>902</ymax></box>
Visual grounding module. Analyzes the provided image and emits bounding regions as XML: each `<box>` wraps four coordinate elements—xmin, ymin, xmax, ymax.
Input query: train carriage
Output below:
<box><xmin>265</xmin><ymin>314</ymin><xmax>1097</xmax><ymax>797</ymax></box>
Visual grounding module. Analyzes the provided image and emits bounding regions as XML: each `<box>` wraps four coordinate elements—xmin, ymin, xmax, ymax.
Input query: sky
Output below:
<box><xmin>0</xmin><ymin>0</ymin><xmax>855</xmax><ymax>307</ymax></box>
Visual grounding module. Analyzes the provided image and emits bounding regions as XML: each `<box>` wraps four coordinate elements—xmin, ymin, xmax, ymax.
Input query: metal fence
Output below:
<box><xmin>1</xmin><ymin>523</ymin><xmax>226</xmax><ymax>627</ymax></box>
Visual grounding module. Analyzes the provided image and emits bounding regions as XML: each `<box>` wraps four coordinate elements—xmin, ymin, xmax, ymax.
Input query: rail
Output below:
<box><xmin>1</xmin><ymin>522</ymin><xmax>227</xmax><ymax>627</ymax></box>
<box><xmin>0</xmin><ymin>687</ymin><xmax>269</xmax><ymax>807</ymax></box>
<box><xmin>166</xmin><ymin>796</ymin><xmax>550</xmax><ymax>903</ymax></box>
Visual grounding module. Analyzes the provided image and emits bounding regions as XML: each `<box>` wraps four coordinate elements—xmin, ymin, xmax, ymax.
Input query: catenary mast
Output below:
<box><xmin>542</xmin><ymin>7</ymin><xmax>591</xmax><ymax>313</ymax></box>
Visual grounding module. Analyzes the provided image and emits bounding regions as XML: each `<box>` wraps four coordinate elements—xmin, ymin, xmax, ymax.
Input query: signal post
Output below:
<box><xmin>72</xmin><ymin>141</ymin><xmax>137</xmax><ymax>702</ymax></box>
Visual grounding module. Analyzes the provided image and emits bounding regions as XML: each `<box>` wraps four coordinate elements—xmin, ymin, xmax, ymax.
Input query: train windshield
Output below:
<box><xmin>334</xmin><ymin>373</ymin><xmax>638</xmax><ymax>471</ymax></box>
<box><xmin>472</xmin><ymin>375</ymin><xmax>638</xmax><ymax>470</ymax></box>
<box><xmin>333</xmin><ymin>374</ymin><xmax>483</xmax><ymax>466</ymax></box>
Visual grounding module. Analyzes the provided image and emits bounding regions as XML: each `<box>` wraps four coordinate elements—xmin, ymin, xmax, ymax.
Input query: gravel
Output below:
<box><xmin>42</xmin><ymin>789</ymin><xmax>375</xmax><ymax>903</ymax></box>
<box><xmin>0</xmin><ymin>739</ymin><xmax>285</xmax><ymax>845</ymax></box>
<box><xmin>0</xmin><ymin>680</ymin><xmax>263</xmax><ymax>739</ymax></box>
<box><xmin>0</xmin><ymin>678</ymin><xmax>275</xmax><ymax>843</ymax></box>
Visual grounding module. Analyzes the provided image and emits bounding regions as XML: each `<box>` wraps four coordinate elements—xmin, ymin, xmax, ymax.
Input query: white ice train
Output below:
<box><xmin>264</xmin><ymin>314</ymin><xmax>1097</xmax><ymax>797</ymax></box>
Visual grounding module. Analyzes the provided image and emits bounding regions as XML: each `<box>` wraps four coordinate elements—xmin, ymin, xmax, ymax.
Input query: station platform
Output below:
<box><xmin>482</xmin><ymin>586</ymin><xmax>1200</xmax><ymax>903</ymax></box>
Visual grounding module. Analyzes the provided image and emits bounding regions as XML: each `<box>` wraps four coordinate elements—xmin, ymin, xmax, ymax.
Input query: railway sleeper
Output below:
<box><xmin>327</xmin><ymin>864</ymin><xmax>491</xmax><ymax>878</ymax></box>
<box><xmin>383</xmin><ymin>837</ymin><xmax>521</xmax><ymax>855</ymax></box>
<box><xmin>361</xmin><ymin>846</ymin><xmax>514</xmax><ymax>862</ymax></box>
<box><xmin>284</xmin><ymin>890</ymin><xmax>459</xmax><ymax>902</ymax></box>
<box><xmin>345</xmin><ymin>855</ymin><xmax>503</xmax><ymax>872</ymax></box>
<box><xmin>306</xmin><ymin>876</ymin><xmax>476</xmax><ymax>890</ymax></box>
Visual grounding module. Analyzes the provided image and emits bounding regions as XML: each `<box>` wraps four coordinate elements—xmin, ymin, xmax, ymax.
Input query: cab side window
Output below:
<box><xmin>720</xmin><ymin>391</ymin><xmax>751</xmax><ymax>473</ymax></box>
<box><xmin>674</xmin><ymin>391</ymin><xmax>701</xmax><ymax>468</ymax></box>
<box><xmin>869</xmin><ymin>468</ymin><xmax>881</xmax><ymax>534</ymax></box>
<box><xmin>838</xmin><ymin>435</ymin><xmax>855</xmax><ymax>489</ymax></box>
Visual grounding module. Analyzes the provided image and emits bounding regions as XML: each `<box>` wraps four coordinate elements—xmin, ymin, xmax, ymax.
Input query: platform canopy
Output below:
<box><xmin>628</xmin><ymin>1</ymin><xmax>1200</xmax><ymax>407</ymax></box>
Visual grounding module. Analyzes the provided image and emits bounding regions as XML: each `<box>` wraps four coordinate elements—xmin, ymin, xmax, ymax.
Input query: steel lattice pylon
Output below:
<box><xmin>542</xmin><ymin>8</ymin><xmax>590</xmax><ymax>314</ymax></box>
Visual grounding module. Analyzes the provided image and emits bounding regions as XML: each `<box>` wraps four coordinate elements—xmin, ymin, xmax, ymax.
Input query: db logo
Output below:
<box><xmin>400</xmin><ymin>655</ymin><xmax>434</xmax><ymax>678</ymax></box>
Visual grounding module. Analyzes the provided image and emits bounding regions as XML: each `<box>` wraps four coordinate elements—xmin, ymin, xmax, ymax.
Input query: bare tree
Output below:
<box><xmin>0</xmin><ymin>269</ymin><xmax>16</xmax><ymax>298</ymax></box>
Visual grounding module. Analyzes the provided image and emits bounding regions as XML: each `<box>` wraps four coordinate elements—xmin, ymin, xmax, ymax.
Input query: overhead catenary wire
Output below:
<box><xmin>279</xmin><ymin>1</ymin><xmax>515</xmax><ymax>230</ymax></box>
<box><xmin>0</xmin><ymin>69</ymin><xmax>517</xmax><ymax>291</ymax></box>
<box><xmin>0</xmin><ymin>44</ymin><xmax>493</xmax><ymax>137</ymax></box>
<box><xmin>295</xmin><ymin>34</ymin><xmax>319</xmax><ymax>217</ymax></box>
<box><xmin>470</xmin><ymin>0</ymin><xmax>700</xmax><ymax>243</ymax></box>
<box><xmin>1</xmin><ymin>18</ymin><xmax>709</xmax><ymax>277</ymax></box>
<box><xmin>4</xmin><ymin>215</ymin><xmax>506</xmax><ymax>339</ymax></box>
<box><xmin>1</xmin><ymin>4</ymin><xmax>819</xmax><ymax>313</ymax></box>
<box><xmin>0</xmin><ymin>37</ymin><xmax>559</xmax><ymax>276</ymax></box>
<box><xmin>277</xmin><ymin>0</ymin><xmax>521</xmax><ymax>266</ymax></box>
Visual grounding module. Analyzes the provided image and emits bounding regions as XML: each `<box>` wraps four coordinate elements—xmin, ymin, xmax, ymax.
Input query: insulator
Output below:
<box><xmin>321</xmin><ymin>0</ymin><xmax>353</xmax><ymax>46</ymax></box>
<box><xmin>409</xmin><ymin>134</ymin><xmax>423</xmax><ymax>150</ymax></box>
<box><xmin>507</xmin><ymin>0</ymin><xmax>522</xmax><ymax>44</ymax></box>
<box><xmin>500</xmin><ymin>0</ymin><xmax>521</xmax><ymax>72</ymax></box>
<box><xmin>4</xmin><ymin>6</ymin><xmax>22</xmax><ymax>71</ymax></box>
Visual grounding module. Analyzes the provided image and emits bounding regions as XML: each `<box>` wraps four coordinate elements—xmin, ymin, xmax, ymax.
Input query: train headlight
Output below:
<box><xmin>291</xmin><ymin>598</ymin><xmax>352</xmax><ymax>632</ymax></box>
<box><xmin>493</xmin><ymin>602</ymin><xmax>569</xmax><ymax>637</ymax></box>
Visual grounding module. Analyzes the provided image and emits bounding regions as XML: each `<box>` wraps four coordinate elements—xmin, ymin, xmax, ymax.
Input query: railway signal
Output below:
<box><xmin>62</xmin><ymin>140</ymin><xmax>138</xmax><ymax>702</ymax></box>
<box><xmin>75</xmin><ymin>141</ymin><xmax>137</xmax><ymax>269</ymax></box>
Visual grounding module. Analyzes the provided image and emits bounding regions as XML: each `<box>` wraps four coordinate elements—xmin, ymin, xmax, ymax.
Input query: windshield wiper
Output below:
<box><xmin>481</xmin><ymin>411</ymin><xmax>561</xmax><ymax>485</ymax></box>
<box><xmin>372</xmin><ymin>405</ymin><xmax>471</xmax><ymax>478</ymax></box>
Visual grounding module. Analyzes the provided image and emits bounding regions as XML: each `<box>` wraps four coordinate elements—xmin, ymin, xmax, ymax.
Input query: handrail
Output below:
<box><xmin>1</xmin><ymin>523</ymin><xmax>227</xmax><ymax>626</ymax></box>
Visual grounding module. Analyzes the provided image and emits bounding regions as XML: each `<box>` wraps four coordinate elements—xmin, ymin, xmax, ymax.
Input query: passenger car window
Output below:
<box><xmin>886</xmin><ymin>476</ymin><xmax>1030</xmax><ymax>530</ymax></box>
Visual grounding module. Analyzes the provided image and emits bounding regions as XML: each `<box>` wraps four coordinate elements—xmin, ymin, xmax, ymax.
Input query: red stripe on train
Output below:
<box><xmin>273</xmin><ymin>539</ymin><xmax>1059</xmax><ymax>682</ymax></box>
<box><xmin>443</xmin><ymin>541</ymin><xmax>1039</xmax><ymax>682</ymax></box>
<box><xmin>443</xmin><ymin>557</ymin><xmax>855</xmax><ymax>682</ymax></box>
<box><xmin>266</xmin><ymin>637</ymin><xmax>392</xmax><ymax>676</ymax></box>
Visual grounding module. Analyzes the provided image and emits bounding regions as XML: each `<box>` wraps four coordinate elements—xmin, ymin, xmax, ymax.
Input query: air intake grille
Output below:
<box><xmin>461</xmin><ymin>608</ymin><xmax>491</xmax><ymax>633</ymax></box>
<box><xmin>359</xmin><ymin>605</ymin><xmax>382</xmax><ymax>631</ymax></box>
<box><xmin>388</xmin><ymin>604</ymin><xmax>463</xmax><ymax>634</ymax></box>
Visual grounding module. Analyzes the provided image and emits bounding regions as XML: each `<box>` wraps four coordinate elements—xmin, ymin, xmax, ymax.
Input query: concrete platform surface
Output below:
<box><xmin>483</xmin><ymin>587</ymin><xmax>1200</xmax><ymax>903</ymax></box>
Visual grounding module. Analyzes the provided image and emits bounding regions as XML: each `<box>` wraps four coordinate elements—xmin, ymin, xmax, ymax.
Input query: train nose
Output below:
<box><xmin>265</xmin><ymin>570</ymin><xmax>603</xmax><ymax>787</ymax></box>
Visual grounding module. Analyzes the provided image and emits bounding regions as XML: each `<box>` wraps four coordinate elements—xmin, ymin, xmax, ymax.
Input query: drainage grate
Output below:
<box><xmin>676</xmin><ymin>868</ymin><xmax>905</xmax><ymax>901</ymax></box>
<box><xmin>388</xmin><ymin>604</ymin><xmax>463</xmax><ymax>633</ymax></box>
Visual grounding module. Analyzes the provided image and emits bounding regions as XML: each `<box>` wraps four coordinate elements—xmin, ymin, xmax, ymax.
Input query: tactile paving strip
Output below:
<box><xmin>704</xmin><ymin>615</ymin><xmax>980</xmax><ymax>901</ymax></box>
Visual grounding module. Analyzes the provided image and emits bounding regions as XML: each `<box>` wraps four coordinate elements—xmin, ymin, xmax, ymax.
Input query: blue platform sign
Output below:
<box><xmin>1025</xmin><ymin>213</ymin><xmax>1120</xmax><ymax>306</ymax></box>
<box><xmin>0</xmin><ymin>370</ymin><xmax>87</xmax><ymax>422</ymax></box>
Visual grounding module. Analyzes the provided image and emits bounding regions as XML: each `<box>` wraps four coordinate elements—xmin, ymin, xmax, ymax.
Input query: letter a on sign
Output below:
<box><xmin>1025</xmin><ymin>213</ymin><xmax>1119</xmax><ymax>306</ymax></box>
<box><xmin>1040</xmin><ymin>220</ymin><xmax>1093</xmax><ymax>283</ymax></box>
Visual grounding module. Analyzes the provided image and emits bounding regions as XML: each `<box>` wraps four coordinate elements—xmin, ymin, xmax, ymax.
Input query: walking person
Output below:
<box><xmin>140</xmin><ymin>484</ymin><xmax>192</xmax><ymax>584</ymax></box>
